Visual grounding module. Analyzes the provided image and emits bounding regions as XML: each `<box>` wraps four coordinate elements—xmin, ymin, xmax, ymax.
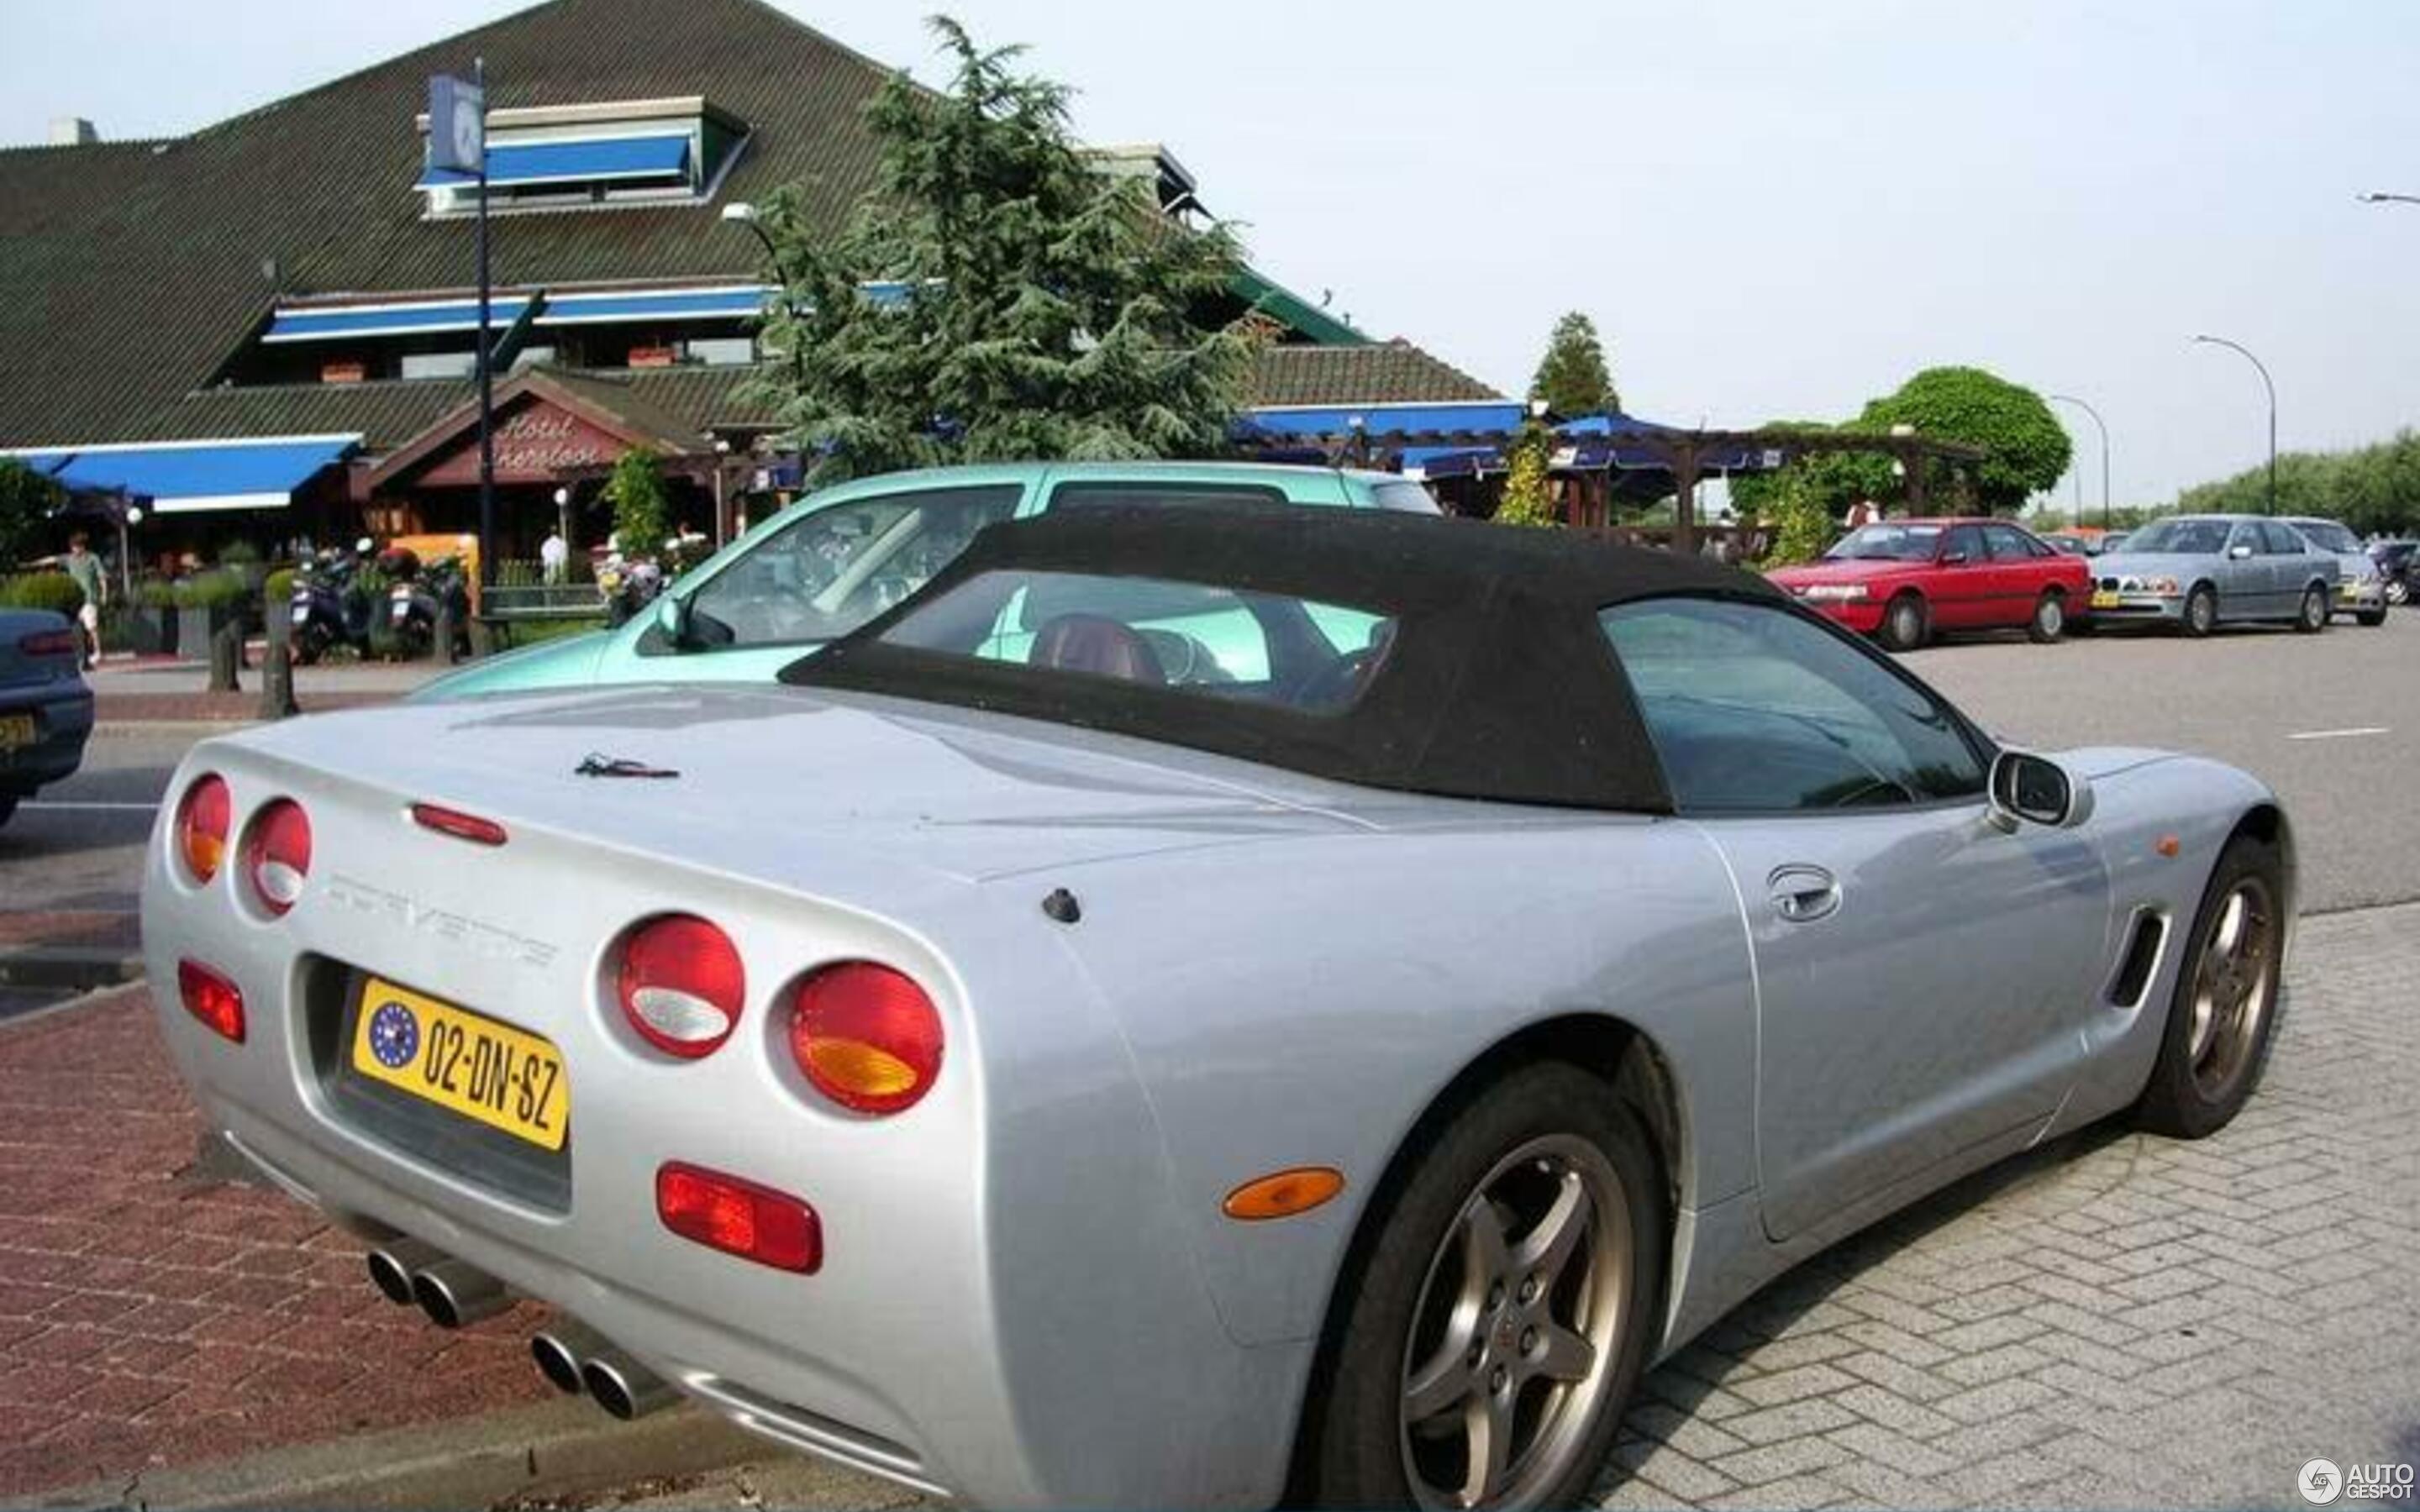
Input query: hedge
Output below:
<box><xmin>0</xmin><ymin>572</ymin><xmax>85</xmax><ymax>615</ymax></box>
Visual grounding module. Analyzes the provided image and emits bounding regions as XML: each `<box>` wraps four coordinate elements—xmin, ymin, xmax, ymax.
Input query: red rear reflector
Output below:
<box><xmin>175</xmin><ymin>775</ymin><xmax>232</xmax><ymax>884</ymax></box>
<box><xmin>655</xmin><ymin>1162</ymin><xmax>821</xmax><ymax>1273</ymax></box>
<box><xmin>240</xmin><ymin>800</ymin><xmax>313</xmax><ymax>916</ymax></box>
<box><xmin>177</xmin><ymin>959</ymin><xmax>246</xmax><ymax>1043</ymax></box>
<box><xmin>615</xmin><ymin>916</ymin><xmax>745</xmax><ymax>1058</ymax></box>
<box><xmin>410</xmin><ymin>802</ymin><xmax>508</xmax><ymax>847</ymax></box>
<box><xmin>788</xmin><ymin>962</ymin><xmax>943</xmax><ymax>1116</ymax></box>
<box><xmin>18</xmin><ymin>629</ymin><xmax>78</xmax><ymax>658</ymax></box>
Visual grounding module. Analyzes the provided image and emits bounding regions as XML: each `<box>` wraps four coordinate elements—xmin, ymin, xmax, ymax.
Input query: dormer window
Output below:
<box><xmin>415</xmin><ymin>96</ymin><xmax>747</xmax><ymax>216</ymax></box>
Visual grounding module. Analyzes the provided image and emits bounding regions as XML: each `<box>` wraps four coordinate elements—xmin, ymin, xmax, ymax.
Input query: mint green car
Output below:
<box><xmin>417</xmin><ymin>462</ymin><xmax>1437</xmax><ymax>701</ymax></box>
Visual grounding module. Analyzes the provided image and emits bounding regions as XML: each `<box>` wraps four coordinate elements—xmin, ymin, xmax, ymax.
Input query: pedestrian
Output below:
<box><xmin>540</xmin><ymin>527</ymin><xmax>569</xmax><ymax>585</ymax></box>
<box><xmin>62</xmin><ymin>531</ymin><xmax>106</xmax><ymax>669</ymax></box>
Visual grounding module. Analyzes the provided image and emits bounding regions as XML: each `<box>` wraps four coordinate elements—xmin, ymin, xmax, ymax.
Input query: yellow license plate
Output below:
<box><xmin>2339</xmin><ymin>585</ymin><xmax>2360</xmax><ymax>601</ymax></box>
<box><xmin>2090</xmin><ymin>590</ymin><xmax>2120</xmax><ymax>610</ymax></box>
<box><xmin>350</xmin><ymin>977</ymin><xmax>570</xmax><ymax>1150</ymax></box>
<box><xmin>0</xmin><ymin>714</ymin><xmax>34</xmax><ymax>751</ymax></box>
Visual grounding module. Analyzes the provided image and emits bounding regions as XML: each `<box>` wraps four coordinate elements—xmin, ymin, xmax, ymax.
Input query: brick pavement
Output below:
<box><xmin>1591</xmin><ymin>901</ymin><xmax>2420</xmax><ymax>1511</ymax></box>
<box><xmin>0</xmin><ymin>986</ymin><xmax>550</xmax><ymax>1499</ymax></box>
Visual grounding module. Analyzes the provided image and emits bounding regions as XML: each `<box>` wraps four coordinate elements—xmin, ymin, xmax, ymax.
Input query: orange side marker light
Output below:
<box><xmin>1223</xmin><ymin>1167</ymin><xmax>1345</xmax><ymax>1222</ymax></box>
<box><xmin>2155</xmin><ymin>835</ymin><xmax>2181</xmax><ymax>858</ymax></box>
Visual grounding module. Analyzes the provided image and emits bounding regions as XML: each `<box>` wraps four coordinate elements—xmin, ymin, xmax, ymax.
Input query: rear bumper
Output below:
<box><xmin>0</xmin><ymin>681</ymin><xmax>93</xmax><ymax>793</ymax></box>
<box><xmin>2333</xmin><ymin>580</ymin><xmax>2387</xmax><ymax>614</ymax></box>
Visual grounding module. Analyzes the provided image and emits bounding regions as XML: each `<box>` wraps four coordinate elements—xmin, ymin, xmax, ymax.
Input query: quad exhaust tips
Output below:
<box><xmin>530</xmin><ymin>1320</ymin><xmax>611</xmax><ymax>1394</ymax></box>
<box><xmin>365</xmin><ymin>1239</ymin><xmax>445</xmax><ymax>1305</ymax></box>
<box><xmin>581</xmin><ymin>1348</ymin><xmax>677</xmax><ymax>1420</ymax></box>
<box><xmin>410</xmin><ymin>1257</ymin><xmax>513</xmax><ymax>1329</ymax></box>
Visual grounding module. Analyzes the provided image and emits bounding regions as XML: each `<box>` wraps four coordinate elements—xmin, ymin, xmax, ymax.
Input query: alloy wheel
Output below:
<box><xmin>1398</xmin><ymin>1135</ymin><xmax>1632</xmax><ymax>1510</ymax></box>
<box><xmin>2186</xmin><ymin>876</ymin><xmax>2278</xmax><ymax>1101</ymax></box>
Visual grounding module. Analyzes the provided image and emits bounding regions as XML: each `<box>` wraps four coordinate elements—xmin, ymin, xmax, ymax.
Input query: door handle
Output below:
<box><xmin>1767</xmin><ymin>864</ymin><xmax>1842</xmax><ymax>924</ymax></box>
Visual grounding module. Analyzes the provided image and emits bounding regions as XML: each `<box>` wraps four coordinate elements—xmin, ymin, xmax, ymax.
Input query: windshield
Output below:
<box><xmin>1824</xmin><ymin>524</ymin><xmax>1943</xmax><ymax>562</ymax></box>
<box><xmin>2123</xmin><ymin>518</ymin><xmax>2230</xmax><ymax>555</ymax></box>
<box><xmin>875</xmin><ymin>568</ymin><xmax>1395</xmax><ymax>714</ymax></box>
<box><xmin>2293</xmin><ymin>520</ymin><xmax>2360</xmax><ymax>554</ymax></box>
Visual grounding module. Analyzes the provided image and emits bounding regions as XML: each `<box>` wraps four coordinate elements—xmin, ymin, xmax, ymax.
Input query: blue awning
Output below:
<box><xmin>11</xmin><ymin>436</ymin><xmax>360</xmax><ymax>513</ymax></box>
<box><xmin>538</xmin><ymin>286</ymin><xmax>770</xmax><ymax>325</ymax></box>
<box><xmin>1242</xmin><ymin>401</ymin><xmax>1527</xmax><ymax>440</ymax></box>
<box><xmin>265</xmin><ymin>297</ymin><xmax>534</xmax><ymax>343</ymax></box>
<box><xmin>420</xmin><ymin>134</ymin><xmax>692</xmax><ymax>191</ymax></box>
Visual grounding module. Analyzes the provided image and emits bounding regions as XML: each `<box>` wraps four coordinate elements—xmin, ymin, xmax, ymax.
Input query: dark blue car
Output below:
<box><xmin>0</xmin><ymin>609</ymin><xmax>94</xmax><ymax>825</ymax></box>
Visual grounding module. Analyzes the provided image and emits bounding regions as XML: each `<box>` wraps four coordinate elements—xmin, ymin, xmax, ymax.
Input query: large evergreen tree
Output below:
<box><xmin>750</xmin><ymin>18</ymin><xmax>1251</xmax><ymax>483</ymax></box>
<box><xmin>1528</xmin><ymin>312</ymin><xmax>1618</xmax><ymax>417</ymax></box>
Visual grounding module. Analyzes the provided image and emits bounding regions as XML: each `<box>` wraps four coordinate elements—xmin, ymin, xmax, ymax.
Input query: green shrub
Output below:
<box><xmin>0</xmin><ymin>571</ymin><xmax>85</xmax><ymax>614</ymax></box>
<box><xmin>218</xmin><ymin>539</ymin><xmax>263</xmax><ymax>567</ymax></box>
<box><xmin>171</xmin><ymin>569</ymin><xmax>248</xmax><ymax>610</ymax></box>
<box><xmin>265</xmin><ymin>568</ymin><xmax>297</xmax><ymax>606</ymax></box>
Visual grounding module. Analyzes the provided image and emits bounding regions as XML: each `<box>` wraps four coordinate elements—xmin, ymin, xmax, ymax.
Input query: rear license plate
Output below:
<box><xmin>350</xmin><ymin>977</ymin><xmax>569</xmax><ymax>1150</ymax></box>
<box><xmin>2090</xmin><ymin>590</ymin><xmax>2119</xmax><ymax>610</ymax></box>
<box><xmin>0</xmin><ymin>713</ymin><xmax>34</xmax><ymax>751</ymax></box>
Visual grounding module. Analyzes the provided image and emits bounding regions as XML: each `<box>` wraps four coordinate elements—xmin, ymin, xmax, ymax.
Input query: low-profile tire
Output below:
<box><xmin>1298</xmin><ymin>1062</ymin><xmax>1665</xmax><ymax>1511</ymax></box>
<box><xmin>1876</xmin><ymin>592</ymin><xmax>1928</xmax><ymax>652</ymax></box>
<box><xmin>2292</xmin><ymin>584</ymin><xmax>2328</xmax><ymax>633</ymax></box>
<box><xmin>2131</xmin><ymin>834</ymin><xmax>2286</xmax><ymax>1139</ymax></box>
<box><xmin>2181</xmin><ymin>584</ymin><xmax>2218</xmax><ymax>638</ymax></box>
<box><xmin>2026</xmin><ymin>589</ymin><xmax>2069</xmax><ymax>644</ymax></box>
<box><xmin>2357</xmin><ymin>606</ymin><xmax>2388</xmax><ymax>627</ymax></box>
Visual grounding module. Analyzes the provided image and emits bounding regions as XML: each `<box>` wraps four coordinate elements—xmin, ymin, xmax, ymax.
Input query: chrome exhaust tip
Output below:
<box><xmin>530</xmin><ymin>1320</ymin><xmax>611</xmax><ymax>1395</ymax></box>
<box><xmin>410</xmin><ymin>1257</ymin><xmax>512</xmax><ymax>1329</ymax></box>
<box><xmin>581</xmin><ymin>1351</ymin><xmax>676</xmax><ymax>1420</ymax></box>
<box><xmin>366</xmin><ymin>1239</ymin><xmax>444</xmax><ymax>1306</ymax></box>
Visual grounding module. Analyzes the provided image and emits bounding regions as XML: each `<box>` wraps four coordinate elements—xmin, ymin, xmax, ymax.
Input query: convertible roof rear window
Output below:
<box><xmin>786</xmin><ymin>501</ymin><xmax>1782</xmax><ymax>812</ymax></box>
<box><xmin>876</xmin><ymin>569</ymin><xmax>1395</xmax><ymax>715</ymax></box>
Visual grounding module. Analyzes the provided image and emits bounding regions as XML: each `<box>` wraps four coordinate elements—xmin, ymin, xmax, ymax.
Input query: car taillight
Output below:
<box><xmin>177</xmin><ymin>959</ymin><xmax>245</xmax><ymax>1042</ymax></box>
<box><xmin>615</xmin><ymin>916</ymin><xmax>744</xmax><ymax>1058</ymax></box>
<box><xmin>175</xmin><ymin>775</ymin><xmax>232</xmax><ymax>884</ymax></box>
<box><xmin>240</xmin><ymin>800</ymin><xmax>312</xmax><ymax>916</ymax></box>
<box><xmin>787</xmin><ymin>962</ymin><xmax>943</xmax><ymax>1116</ymax></box>
<box><xmin>655</xmin><ymin>1162</ymin><xmax>821</xmax><ymax>1273</ymax></box>
<box><xmin>18</xmin><ymin>628</ymin><xmax>77</xmax><ymax>658</ymax></box>
<box><xmin>409</xmin><ymin>802</ymin><xmax>508</xmax><ymax>847</ymax></box>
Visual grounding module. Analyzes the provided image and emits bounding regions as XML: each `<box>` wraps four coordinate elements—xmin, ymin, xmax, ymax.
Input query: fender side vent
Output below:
<box><xmin>2107</xmin><ymin>908</ymin><xmax>2168</xmax><ymax>1010</ymax></box>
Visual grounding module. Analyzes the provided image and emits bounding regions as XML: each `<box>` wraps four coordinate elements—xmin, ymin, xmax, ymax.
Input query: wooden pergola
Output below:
<box><xmin>1307</xmin><ymin>424</ymin><xmax>1988</xmax><ymax>554</ymax></box>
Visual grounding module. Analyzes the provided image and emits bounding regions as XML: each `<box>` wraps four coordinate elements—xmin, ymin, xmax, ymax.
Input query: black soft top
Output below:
<box><xmin>783</xmin><ymin>500</ymin><xmax>1783</xmax><ymax>812</ymax></box>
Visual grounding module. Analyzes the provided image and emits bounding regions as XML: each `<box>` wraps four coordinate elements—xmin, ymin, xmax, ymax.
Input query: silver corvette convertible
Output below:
<box><xmin>142</xmin><ymin>504</ymin><xmax>2292</xmax><ymax>1509</ymax></box>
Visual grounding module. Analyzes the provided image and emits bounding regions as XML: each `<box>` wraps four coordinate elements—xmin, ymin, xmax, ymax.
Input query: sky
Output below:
<box><xmin>4</xmin><ymin>0</ymin><xmax>2418</xmax><ymax>507</ymax></box>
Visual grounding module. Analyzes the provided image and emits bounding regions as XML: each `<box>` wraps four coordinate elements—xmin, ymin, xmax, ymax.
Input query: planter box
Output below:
<box><xmin>175</xmin><ymin>605</ymin><xmax>236</xmax><ymax>660</ymax></box>
<box><xmin>129</xmin><ymin>606</ymin><xmax>177</xmax><ymax>657</ymax></box>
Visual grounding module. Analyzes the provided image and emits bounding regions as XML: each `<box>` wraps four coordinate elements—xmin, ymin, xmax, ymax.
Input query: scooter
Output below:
<box><xmin>382</xmin><ymin>553</ymin><xmax>474</xmax><ymax>661</ymax></box>
<box><xmin>288</xmin><ymin>553</ymin><xmax>371</xmax><ymax>664</ymax></box>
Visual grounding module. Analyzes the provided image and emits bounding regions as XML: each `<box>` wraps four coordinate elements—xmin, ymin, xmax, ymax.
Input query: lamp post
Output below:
<box><xmin>721</xmin><ymin>202</ymin><xmax>808</xmax><ymax>381</ymax></box>
<box><xmin>2045</xmin><ymin>393</ymin><xmax>2111</xmax><ymax>531</ymax></box>
<box><xmin>2191</xmin><ymin>334</ymin><xmax>2276</xmax><ymax>515</ymax></box>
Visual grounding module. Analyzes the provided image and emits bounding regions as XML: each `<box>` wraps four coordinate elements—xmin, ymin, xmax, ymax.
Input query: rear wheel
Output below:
<box><xmin>2357</xmin><ymin>605</ymin><xmax>2388</xmax><ymax>627</ymax></box>
<box><xmin>2293</xmin><ymin>584</ymin><xmax>2328</xmax><ymax>633</ymax></box>
<box><xmin>2132</xmin><ymin>835</ymin><xmax>2286</xmax><ymax>1139</ymax></box>
<box><xmin>1877</xmin><ymin>592</ymin><xmax>1928</xmax><ymax>652</ymax></box>
<box><xmin>1300</xmin><ymin>1063</ymin><xmax>1664</xmax><ymax>1510</ymax></box>
<box><xmin>2181</xmin><ymin>585</ymin><xmax>2218</xmax><ymax>638</ymax></box>
<box><xmin>2026</xmin><ymin>589</ymin><xmax>2068</xmax><ymax>644</ymax></box>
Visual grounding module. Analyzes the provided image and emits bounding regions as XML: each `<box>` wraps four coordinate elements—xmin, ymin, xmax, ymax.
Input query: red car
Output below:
<box><xmin>1767</xmin><ymin>517</ymin><xmax>2091</xmax><ymax>649</ymax></box>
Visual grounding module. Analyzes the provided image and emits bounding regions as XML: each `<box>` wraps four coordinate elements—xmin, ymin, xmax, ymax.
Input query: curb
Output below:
<box><xmin>14</xmin><ymin>1396</ymin><xmax>765</xmax><ymax>1512</ymax></box>
<box><xmin>0</xmin><ymin>946</ymin><xmax>144</xmax><ymax>990</ymax></box>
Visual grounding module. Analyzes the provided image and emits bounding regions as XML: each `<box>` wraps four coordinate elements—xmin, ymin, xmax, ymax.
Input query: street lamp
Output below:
<box><xmin>2045</xmin><ymin>394</ymin><xmax>2111</xmax><ymax>530</ymax></box>
<box><xmin>2190</xmin><ymin>334</ymin><xmax>2277</xmax><ymax>515</ymax></box>
<box><xmin>2356</xmin><ymin>191</ymin><xmax>2420</xmax><ymax>206</ymax></box>
<box><xmin>721</xmin><ymin>202</ymin><xmax>804</xmax><ymax>381</ymax></box>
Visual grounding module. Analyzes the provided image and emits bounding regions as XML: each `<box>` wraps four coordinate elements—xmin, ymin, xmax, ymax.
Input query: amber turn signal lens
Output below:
<box><xmin>176</xmin><ymin>774</ymin><xmax>232</xmax><ymax>885</ymax></box>
<box><xmin>1222</xmin><ymin>1166</ymin><xmax>1345</xmax><ymax>1222</ymax></box>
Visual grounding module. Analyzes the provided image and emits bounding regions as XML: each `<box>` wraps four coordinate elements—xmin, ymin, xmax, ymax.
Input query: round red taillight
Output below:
<box><xmin>788</xmin><ymin>963</ymin><xmax>943</xmax><ymax>1116</ymax></box>
<box><xmin>616</xmin><ymin>915</ymin><xmax>745</xmax><ymax>1058</ymax></box>
<box><xmin>240</xmin><ymin>800</ymin><xmax>313</xmax><ymax>916</ymax></box>
<box><xmin>175</xmin><ymin>775</ymin><xmax>232</xmax><ymax>885</ymax></box>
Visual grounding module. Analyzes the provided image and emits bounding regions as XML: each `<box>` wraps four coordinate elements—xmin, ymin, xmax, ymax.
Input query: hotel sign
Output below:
<box><xmin>419</xmin><ymin>399</ymin><xmax>626</xmax><ymax>486</ymax></box>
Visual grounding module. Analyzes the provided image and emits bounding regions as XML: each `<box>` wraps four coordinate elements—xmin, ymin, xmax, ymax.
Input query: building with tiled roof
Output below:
<box><xmin>1</xmin><ymin>0</ymin><xmax>1501</xmax><ymax>561</ymax></box>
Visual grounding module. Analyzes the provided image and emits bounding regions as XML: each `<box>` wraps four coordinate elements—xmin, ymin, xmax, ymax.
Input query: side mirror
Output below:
<box><xmin>653</xmin><ymin>592</ymin><xmax>693</xmax><ymax>648</ymax></box>
<box><xmin>2228</xmin><ymin>543</ymin><xmax>2254</xmax><ymax>559</ymax></box>
<box><xmin>1987</xmin><ymin>748</ymin><xmax>2093</xmax><ymax>832</ymax></box>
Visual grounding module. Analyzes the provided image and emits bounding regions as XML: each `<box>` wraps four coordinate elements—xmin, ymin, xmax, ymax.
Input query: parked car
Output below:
<box><xmin>2371</xmin><ymin>539</ymin><xmax>2418</xmax><ymax>606</ymax></box>
<box><xmin>2043</xmin><ymin>532</ymin><xmax>2093</xmax><ymax>557</ymax></box>
<box><xmin>1767</xmin><ymin>516</ymin><xmax>2091</xmax><ymax>650</ymax></box>
<box><xmin>416</xmin><ymin>461</ymin><xmax>1439</xmax><ymax>701</ymax></box>
<box><xmin>2090</xmin><ymin>514</ymin><xmax>2339</xmax><ymax>637</ymax></box>
<box><xmin>2281</xmin><ymin>516</ymin><xmax>2389</xmax><ymax>627</ymax></box>
<box><xmin>142</xmin><ymin>504</ymin><xmax>2291</xmax><ymax>1510</ymax></box>
<box><xmin>2098</xmin><ymin>530</ymin><xmax>2132</xmax><ymax>555</ymax></box>
<box><xmin>0</xmin><ymin>608</ymin><xmax>94</xmax><ymax>827</ymax></box>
